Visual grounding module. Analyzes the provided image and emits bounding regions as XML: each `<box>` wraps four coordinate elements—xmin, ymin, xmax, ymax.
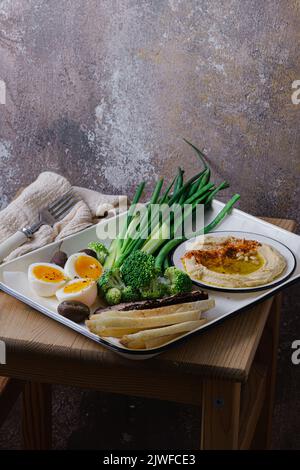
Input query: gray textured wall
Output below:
<box><xmin>0</xmin><ymin>0</ymin><xmax>299</xmax><ymax>224</ymax></box>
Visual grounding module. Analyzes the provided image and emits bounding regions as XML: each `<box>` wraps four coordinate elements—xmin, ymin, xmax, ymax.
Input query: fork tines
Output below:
<box><xmin>49</xmin><ymin>189</ymin><xmax>78</xmax><ymax>220</ymax></box>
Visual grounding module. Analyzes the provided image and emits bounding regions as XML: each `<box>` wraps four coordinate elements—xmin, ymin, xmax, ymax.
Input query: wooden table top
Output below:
<box><xmin>0</xmin><ymin>218</ymin><xmax>296</xmax><ymax>386</ymax></box>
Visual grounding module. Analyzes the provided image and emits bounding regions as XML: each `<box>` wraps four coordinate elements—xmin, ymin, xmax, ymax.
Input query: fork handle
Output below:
<box><xmin>0</xmin><ymin>230</ymin><xmax>29</xmax><ymax>263</ymax></box>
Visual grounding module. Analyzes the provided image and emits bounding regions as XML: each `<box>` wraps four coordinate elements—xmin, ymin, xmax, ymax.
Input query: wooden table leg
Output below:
<box><xmin>251</xmin><ymin>294</ymin><xmax>281</xmax><ymax>449</ymax></box>
<box><xmin>22</xmin><ymin>382</ymin><xmax>52</xmax><ymax>450</ymax></box>
<box><xmin>201</xmin><ymin>378</ymin><xmax>241</xmax><ymax>449</ymax></box>
<box><xmin>0</xmin><ymin>377</ymin><xmax>24</xmax><ymax>426</ymax></box>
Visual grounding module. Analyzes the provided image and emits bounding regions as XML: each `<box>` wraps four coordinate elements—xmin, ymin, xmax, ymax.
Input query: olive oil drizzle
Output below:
<box><xmin>202</xmin><ymin>253</ymin><xmax>264</xmax><ymax>275</ymax></box>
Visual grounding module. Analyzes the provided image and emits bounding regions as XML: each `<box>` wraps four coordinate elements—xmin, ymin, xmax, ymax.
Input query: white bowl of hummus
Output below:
<box><xmin>173</xmin><ymin>231</ymin><xmax>296</xmax><ymax>292</ymax></box>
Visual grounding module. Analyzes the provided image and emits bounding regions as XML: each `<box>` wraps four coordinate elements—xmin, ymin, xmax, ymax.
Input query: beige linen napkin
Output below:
<box><xmin>0</xmin><ymin>172</ymin><xmax>128</xmax><ymax>262</ymax></box>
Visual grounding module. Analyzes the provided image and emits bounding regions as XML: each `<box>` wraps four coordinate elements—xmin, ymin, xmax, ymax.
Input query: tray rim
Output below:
<box><xmin>0</xmin><ymin>200</ymin><xmax>299</xmax><ymax>358</ymax></box>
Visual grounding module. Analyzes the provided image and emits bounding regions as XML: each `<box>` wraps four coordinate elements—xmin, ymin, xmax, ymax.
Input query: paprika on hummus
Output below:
<box><xmin>181</xmin><ymin>236</ymin><xmax>287</xmax><ymax>288</ymax></box>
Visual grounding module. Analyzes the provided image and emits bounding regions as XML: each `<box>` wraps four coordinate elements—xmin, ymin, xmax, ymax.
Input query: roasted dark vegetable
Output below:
<box><xmin>57</xmin><ymin>300</ymin><xmax>90</xmax><ymax>323</ymax></box>
<box><xmin>80</xmin><ymin>248</ymin><xmax>98</xmax><ymax>259</ymax></box>
<box><xmin>51</xmin><ymin>250</ymin><xmax>68</xmax><ymax>268</ymax></box>
<box><xmin>94</xmin><ymin>290</ymin><xmax>208</xmax><ymax>314</ymax></box>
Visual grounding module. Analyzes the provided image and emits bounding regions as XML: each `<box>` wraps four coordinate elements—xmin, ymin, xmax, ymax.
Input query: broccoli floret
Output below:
<box><xmin>121</xmin><ymin>286</ymin><xmax>141</xmax><ymax>302</ymax></box>
<box><xmin>88</xmin><ymin>241</ymin><xmax>109</xmax><ymax>264</ymax></box>
<box><xmin>164</xmin><ymin>266</ymin><xmax>192</xmax><ymax>295</ymax></box>
<box><xmin>105</xmin><ymin>287</ymin><xmax>122</xmax><ymax>305</ymax></box>
<box><xmin>98</xmin><ymin>268</ymin><xmax>125</xmax><ymax>295</ymax></box>
<box><xmin>139</xmin><ymin>277</ymin><xmax>169</xmax><ymax>300</ymax></box>
<box><xmin>121</xmin><ymin>250</ymin><xmax>159</xmax><ymax>289</ymax></box>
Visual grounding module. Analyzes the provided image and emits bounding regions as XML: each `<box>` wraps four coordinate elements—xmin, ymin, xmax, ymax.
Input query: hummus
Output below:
<box><xmin>181</xmin><ymin>236</ymin><xmax>287</xmax><ymax>288</ymax></box>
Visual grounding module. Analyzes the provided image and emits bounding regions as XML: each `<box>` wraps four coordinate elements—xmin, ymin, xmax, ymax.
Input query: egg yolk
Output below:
<box><xmin>75</xmin><ymin>255</ymin><xmax>102</xmax><ymax>280</ymax></box>
<box><xmin>63</xmin><ymin>279</ymin><xmax>92</xmax><ymax>293</ymax></box>
<box><xmin>33</xmin><ymin>265</ymin><xmax>65</xmax><ymax>283</ymax></box>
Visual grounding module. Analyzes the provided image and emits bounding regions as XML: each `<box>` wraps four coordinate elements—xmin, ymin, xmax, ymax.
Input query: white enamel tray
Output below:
<box><xmin>0</xmin><ymin>200</ymin><xmax>299</xmax><ymax>360</ymax></box>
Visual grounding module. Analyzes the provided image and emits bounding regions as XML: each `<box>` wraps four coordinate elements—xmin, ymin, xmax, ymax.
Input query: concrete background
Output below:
<box><xmin>0</xmin><ymin>0</ymin><xmax>299</xmax><ymax>449</ymax></box>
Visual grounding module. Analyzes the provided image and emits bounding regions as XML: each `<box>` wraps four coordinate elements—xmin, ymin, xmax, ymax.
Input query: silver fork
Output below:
<box><xmin>0</xmin><ymin>189</ymin><xmax>78</xmax><ymax>262</ymax></box>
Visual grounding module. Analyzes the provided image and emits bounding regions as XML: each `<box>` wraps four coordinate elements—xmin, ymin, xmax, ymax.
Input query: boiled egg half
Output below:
<box><xmin>56</xmin><ymin>278</ymin><xmax>97</xmax><ymax>306</ymax></box>
<box><xmin>64</xmin><ymin>253</ymin><xmax>103</xmax><ymax>281</ymax></box>
<box><xmin>28</xmin><ymin>263</ymin><xmax>66</xmax><ymax>297</ymax></box>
